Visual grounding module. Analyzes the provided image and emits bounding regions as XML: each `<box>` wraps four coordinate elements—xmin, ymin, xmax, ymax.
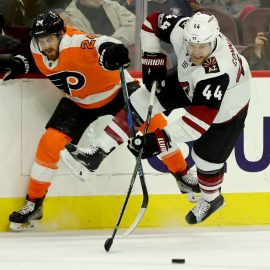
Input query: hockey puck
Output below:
<box><xmin>171</xmin><ymin>258</ymin><xmax>185</xmax><ymax>264</ymax></box>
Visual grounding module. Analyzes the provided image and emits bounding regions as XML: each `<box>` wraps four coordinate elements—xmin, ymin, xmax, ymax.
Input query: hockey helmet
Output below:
<box><xmin>32</xmin><ymin>11</ymin><xmax>64</xmax><ymax>39</ymax></box>
<box><xmin>184</xmin><ymin>12</ymin><xmax>220</xmax><ymax>46</ymax></box>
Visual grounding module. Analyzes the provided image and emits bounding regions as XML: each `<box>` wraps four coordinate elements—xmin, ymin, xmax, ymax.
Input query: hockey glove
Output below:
<box><xmin>142</xmin><ymin>52</ymin><xmax>167</xmax><ymax>91</ymax></box>
<box><xmin>0</xmin><ymin>54</ymin><xmax>29</xmax><ymax>81</ymax></box>
<box><xmin>99</xmin><ymin>43</ymin><xmax>130</xmax><ymax>71</ymax></box>
<box><xmin>127</xmin><ymin>129</ymin><xmax>171</xmax><ymax>159</ymax></box>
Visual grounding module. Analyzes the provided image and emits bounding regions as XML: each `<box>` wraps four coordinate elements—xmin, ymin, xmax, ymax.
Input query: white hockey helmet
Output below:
<box><xmin>184</xmin><ymin>12</ymin><xmax>220</xmax><ymax>48</ymax></box>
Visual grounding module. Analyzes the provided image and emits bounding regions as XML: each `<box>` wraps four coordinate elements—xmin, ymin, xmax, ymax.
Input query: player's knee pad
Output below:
<box><xmin>36</xmin><ymin>128</ymin><xmax>72</xmax><ymax>167</ymax></box>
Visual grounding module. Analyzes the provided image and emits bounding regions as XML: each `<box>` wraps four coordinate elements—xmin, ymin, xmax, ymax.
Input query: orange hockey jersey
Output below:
<box><xmin>30</xmin><ymin>26</ymin><xmax>133</xmax><ymax>109</ymax></box>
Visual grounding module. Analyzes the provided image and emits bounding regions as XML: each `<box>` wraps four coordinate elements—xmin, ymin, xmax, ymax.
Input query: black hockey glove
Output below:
<box><xmin>127</xmin><ymin>129</ymin><xmax>171</xmax><ymax>159</ymax></box>
<box><xmin>142</xmin><ymin>52</ymin><xmax>167</xmax><ymax>91</ymax></box>
<box><xmin>0</xmin><ymin>54</ymin><xmax>29</xmax><ymax>81</ymax></box>
<box><xmin>99</xmin><ymin>43</ymin><xmax>130</xmax><ymax>71</ymax></box>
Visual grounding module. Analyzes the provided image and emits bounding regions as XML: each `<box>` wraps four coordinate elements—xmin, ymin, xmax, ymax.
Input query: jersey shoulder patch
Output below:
<box><xmin>202</xmin><ymin>57</ymin><xmax>220</xmax><ymax>74</ymax></box>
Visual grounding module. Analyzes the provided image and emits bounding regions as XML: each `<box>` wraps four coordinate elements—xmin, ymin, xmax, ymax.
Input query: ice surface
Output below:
<box><xmin>0</xmin><ymin>226</ymin><xmax>270</xmax><ymax>270</ymax></box>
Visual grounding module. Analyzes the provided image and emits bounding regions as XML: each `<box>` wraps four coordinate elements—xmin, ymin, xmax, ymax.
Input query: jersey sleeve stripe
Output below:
<box><xmin>141</xmin><ymin>22</ymin><xmax>154</xmax><ymax>33</ymax></box>
<box><xmin>182</xmin><ymin>116</ymin><xmax>206</xmax><ymax>134</ymax></box>
<box><xmin>184</xmin><ymin>111</ymin><xmax>210</xmax><ymax>130</ymax></box>
<box><xmin>187</xmin><ymin>106</ymin><xmax>218</xmax><ymax>126</ymax></box>
<box><xmin>143</xmin><ymin>12</ymin><xmax>160</xmax><ymax>35</ymax></box>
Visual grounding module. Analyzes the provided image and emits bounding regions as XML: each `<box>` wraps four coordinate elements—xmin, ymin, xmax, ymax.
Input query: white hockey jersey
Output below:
<box><xmin>141</xmin><ymin>12</ymin><xmax>251</xmax><ymax>143</ymax></box>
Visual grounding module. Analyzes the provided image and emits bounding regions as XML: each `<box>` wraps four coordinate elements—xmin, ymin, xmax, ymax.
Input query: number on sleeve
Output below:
<box><xmin>203</xmin><ymin>85</ymin><xmax>222</xmax><ymax>100</ymax></box>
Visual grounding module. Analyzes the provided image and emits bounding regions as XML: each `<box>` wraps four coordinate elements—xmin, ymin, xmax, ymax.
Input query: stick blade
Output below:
<box><xmin>104</xmin><ymin>238</ymin><xmax>113</xmax><ymax>252</ymax></box>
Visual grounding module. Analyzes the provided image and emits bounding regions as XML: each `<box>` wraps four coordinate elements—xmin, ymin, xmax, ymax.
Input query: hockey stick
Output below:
<box><xmin>104</xmin><ymin>69</ymin><xmax>156</xmax><ymax>252</ymax></box>
<box><xmin>119</xmin><ymin>67</ymin><xmax>148</xmax><ymax>238</ymax></box>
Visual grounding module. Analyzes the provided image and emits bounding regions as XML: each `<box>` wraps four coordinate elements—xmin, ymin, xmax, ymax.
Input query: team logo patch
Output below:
<box><xmin>203</xmin><ymin>57</ymin><xmax>220</xmax><ymax>74</ymax></box>
<box><xmin>48</xmin><ymin>71</ymin><xmax>86</xmax><ymax>95</ymax></box>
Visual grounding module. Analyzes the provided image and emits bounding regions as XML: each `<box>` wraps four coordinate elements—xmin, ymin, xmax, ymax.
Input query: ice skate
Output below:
<box><xmin>9</xmin><ymin>196</ymin><xmax>44</xmax><ymax>231</ymax></box>
<box><xmin>61</xmin><ymin>143</ymin><xmax>111</xmax><ymax>181</ymax></box>
<box><xmin>171</xmin><ymin>170</ymin><xmax>200</xmax><ymax>203</ymax></box>
<box><xmin>185</xmin><ymin>194</ymin><xmax>225</xmax><ymax>224</ymax></box>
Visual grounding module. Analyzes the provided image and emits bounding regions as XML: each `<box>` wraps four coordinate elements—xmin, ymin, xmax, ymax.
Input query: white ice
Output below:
<box><xmin>0</xmin><ymin>226</ymin><xmax>270</xmax><ymax>270</ymax></box>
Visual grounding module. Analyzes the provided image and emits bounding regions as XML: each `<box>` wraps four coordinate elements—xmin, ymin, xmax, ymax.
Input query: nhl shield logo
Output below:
<box><xmin>203</xmin><ymin>57</ymin><xmax>220</xmax><ymax>74</ymax></box>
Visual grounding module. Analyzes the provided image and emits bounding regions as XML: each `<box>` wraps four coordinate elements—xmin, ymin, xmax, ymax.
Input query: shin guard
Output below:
<box><xmin>28</xmin><ymin>128</ymin><xmax>71</xmax><ymax>200</ymax></box>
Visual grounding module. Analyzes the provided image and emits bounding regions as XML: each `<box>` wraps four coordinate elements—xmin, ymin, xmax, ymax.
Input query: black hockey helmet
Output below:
<box><xmin>32</xmin><ymin>11</ymin><xmax>64</xmax><ymax>39</ymax></box>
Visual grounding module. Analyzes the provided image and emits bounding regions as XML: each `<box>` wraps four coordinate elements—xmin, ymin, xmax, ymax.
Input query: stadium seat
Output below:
<box><xmin>241</xmin><ymin>8</ymin><xmax>270</xmax><ymax>45</ymax></box>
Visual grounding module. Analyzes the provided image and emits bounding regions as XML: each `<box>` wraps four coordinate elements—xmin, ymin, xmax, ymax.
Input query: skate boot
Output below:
<box><xmin>171</xmin><ymin>170</ymin><xmax>200</xmax><ymax>203</ymax></box>
<box><xmin>9</xmin><ymin>196</ymin><xmax>44</xmax><ymax>231</ymax></box>
<box><xmin>185</xmin><ymin>194</ymin><xmax>225</xmax><ymax>224</ymax></box>
<box><xmin>61</xmin><ymin>143</ymin><xmax>112</xmax><ymax>180</ymax></box>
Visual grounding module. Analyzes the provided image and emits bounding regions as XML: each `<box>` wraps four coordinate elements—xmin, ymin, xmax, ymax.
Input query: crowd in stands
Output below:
<box><xmin>1</xmin><ymin>0</ymin><xmax>270</xmax><ymax>70</ymax></box>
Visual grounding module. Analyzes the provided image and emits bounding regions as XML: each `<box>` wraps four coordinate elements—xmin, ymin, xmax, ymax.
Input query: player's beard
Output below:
<box><xmin>45</xmin><ymin>48</ymin><xmax>58</xmax><ymax>61</ymax></box>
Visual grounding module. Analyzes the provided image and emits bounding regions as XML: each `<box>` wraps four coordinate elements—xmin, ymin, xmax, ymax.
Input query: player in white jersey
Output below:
<box><xmin>128</xmin><ymin>12</ymin><xmax>252</xmax><ymax>224</ymax></box>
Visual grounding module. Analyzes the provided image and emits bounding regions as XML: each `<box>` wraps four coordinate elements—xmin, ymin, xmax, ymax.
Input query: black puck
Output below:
<box><xmin>172</xmin><ymin>258</ymin><xmax>185</xmax><ymax>264</ymax></box>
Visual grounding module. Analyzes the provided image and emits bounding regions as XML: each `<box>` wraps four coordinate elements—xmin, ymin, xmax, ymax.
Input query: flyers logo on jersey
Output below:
<box><xmin>203</xmin><ymin>57</ymin><xmax>220</xmax><ymax>74</ymax></box>
<box><xmin>48</xmin><ymin>71</ymin><xmax>86</xmax><ymax>95</ymax></box>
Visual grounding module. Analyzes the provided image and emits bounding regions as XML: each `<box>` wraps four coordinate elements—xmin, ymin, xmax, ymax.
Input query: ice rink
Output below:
<box><xmin>0</xmin><ymin>226</ymin><xmax>270</xmax><ymax>270</ymax></box>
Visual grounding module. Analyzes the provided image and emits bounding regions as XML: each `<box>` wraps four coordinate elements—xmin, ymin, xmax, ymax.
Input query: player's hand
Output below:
<box><xmin>0</xmin><ymin>54</ymin><xmax>28</xmax><ymax>81</ymax></box>
<box><xmin>99</xmin><ymin>43</ymin><xmax>130</xmax><ymax>70</ymax></box>
<box><xmin>127</xmin><ymin>129</ymin><xmax>171</xmax><ymax>159</ymax></box>
<box><xmin>142</xmin><ymin>52</ymin><xmax>167</xmax><ymax>91</ymax></box>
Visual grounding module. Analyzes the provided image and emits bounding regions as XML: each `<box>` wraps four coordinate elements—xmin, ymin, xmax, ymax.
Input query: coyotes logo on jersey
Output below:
<box><xmin>202</xmin><ymin>57</ymin><xmax>220</xmax><ymax>74</ymax></box>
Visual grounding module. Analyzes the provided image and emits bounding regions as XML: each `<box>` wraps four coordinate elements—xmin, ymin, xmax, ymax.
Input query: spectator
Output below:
<box><xmin>65</xmin><ymin>0</ymin><xmax>135</xmax><ymax>45</ymax></box>
<box><xmin>127</xmin><ymin>0</ymin><xmax>197</xmax><ymax>17</ymax></box>
<box><xmin>44</xmin><ymin>0</ymin><xmax>72</xmax><ymax>9</ymax></box>
<box><xmin>242</xmin><ymin>15</ymin><xmax>270</xmax><ymax>70</ymax></box>
<box><xmin>52</xmin><ymin>8</ymin><xmax>73</xmax><ymax>25</ymax></box>
<box><xmin>0</xmin><ymin>0</ymin><xmax>45</xmax><ymax>27</ymax></box>
<box><xmin>200</xmin><ymin>0</ymin><xmax>260</xmax><ymax>19</ymax></box>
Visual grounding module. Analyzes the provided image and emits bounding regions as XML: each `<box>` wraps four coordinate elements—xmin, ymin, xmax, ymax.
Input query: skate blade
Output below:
<box><xmin>60</xmin><ymin>149</ymin><xmax>90</xmax><ymax>181</ymax></box>
<box><xmin>9</xmin><ymin>220</ymin><xmax>40</xmax><ymax>232</ymax></box>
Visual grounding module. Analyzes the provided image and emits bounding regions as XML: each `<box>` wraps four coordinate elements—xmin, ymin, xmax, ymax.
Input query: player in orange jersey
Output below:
<box><xmin>0</xmin><ymin>11</ymin><xmax>198</xmax><ymax>231</ymax></box>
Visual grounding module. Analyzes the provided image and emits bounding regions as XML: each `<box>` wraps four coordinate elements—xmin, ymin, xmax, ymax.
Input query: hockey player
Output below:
<box><xmin>0</xmin><ymin>11</ymin><xmax>198</xmax><ymax>230</ymax></box>
<box><xmin>0</xmin><ymin>10</ymin><xmax>133</xmax><ymax>231</ymax></box>
<box><xmin>128</xmin><ymin>12</ymin><xmax>252</xmax><ymax>224</ymax></box>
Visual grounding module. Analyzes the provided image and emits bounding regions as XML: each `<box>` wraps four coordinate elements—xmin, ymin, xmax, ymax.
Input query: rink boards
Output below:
<box><xmin>0</xmin><ymin>72</ymin><xmax>269</xmax><ymax>231</ymax></box>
